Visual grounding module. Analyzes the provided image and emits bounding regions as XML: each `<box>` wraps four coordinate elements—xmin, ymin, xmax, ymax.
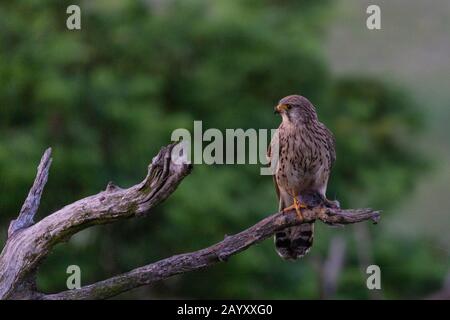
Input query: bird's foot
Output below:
<box><xmin>323</xmin><ymin>198</ymin><xmax>340</xmax><ymax>209</ymax></box>
<box><xmin>282</xmin><ymin>197</ymin><xmax>307</xmax><ymax>221</ymax></box>
<box><xmin>282</xmin><ymin>204</ymin><xmax>296</xmax><ymax>213</ymax></box>
<box><xmin>294</xmin><ymin>197</ymin><xmax>307</xmax><ymax>221</ymax></box>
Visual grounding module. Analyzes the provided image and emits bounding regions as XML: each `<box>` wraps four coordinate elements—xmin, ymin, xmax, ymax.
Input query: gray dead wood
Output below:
<box><xmin>0</xmin><ymin>143</ymin><xmax>380</xmax><ymax>300</ymax></box>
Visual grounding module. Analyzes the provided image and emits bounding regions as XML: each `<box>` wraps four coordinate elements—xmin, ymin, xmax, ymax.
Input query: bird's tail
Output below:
<box><xmin>274</xmin><ymin>223</ymin><xmax>314</xmax><ymax>260</ymax></box>
<box><xmin>274</xmin><ymin>195</ymin><xmax>314</xmax><ymax>260</ymax></box>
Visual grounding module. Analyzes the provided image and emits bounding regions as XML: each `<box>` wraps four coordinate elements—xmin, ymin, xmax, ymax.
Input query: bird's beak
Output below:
<box><xmin>274</xmin><ymin>104</ymin><xmax>288</xmax><ymax>114</ymax></box>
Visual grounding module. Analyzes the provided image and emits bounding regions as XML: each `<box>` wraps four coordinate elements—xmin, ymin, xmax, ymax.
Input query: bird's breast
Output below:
<box><xmin>275</xmin><ymin>125</ymin><xmax>329</xmax><ymax>193</ymax></box>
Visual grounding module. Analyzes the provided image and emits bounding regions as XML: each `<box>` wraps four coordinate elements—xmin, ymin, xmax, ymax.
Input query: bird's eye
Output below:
<box><xmin>286</xmin><ymin>104</ymin><xmax>292</xmax><ymax>110</ymax></box>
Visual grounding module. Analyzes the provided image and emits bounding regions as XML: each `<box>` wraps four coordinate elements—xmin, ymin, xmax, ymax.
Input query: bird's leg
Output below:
<box><xmin>282</xmin><ymin>191</ymin><xmax>307</xmax><ymax>221</ymax></box>
<box><xmin>293</xmin><ymin>193</ymin><xmax>307</xmax><ymax>221</ymax></box>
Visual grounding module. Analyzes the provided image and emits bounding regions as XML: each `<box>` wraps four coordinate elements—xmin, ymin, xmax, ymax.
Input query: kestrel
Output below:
<box><xmin>268</xmin><ymin>95</ymin><xmax>337</xmax><ymax>260</ymax></box>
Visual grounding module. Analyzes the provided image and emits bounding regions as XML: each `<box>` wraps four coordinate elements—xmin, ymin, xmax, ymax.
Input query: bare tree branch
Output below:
<box><xmin>42</xmin><ymin>206</ymin><xmax>378</xmax><ymax>300</ymax></box>
<box><xmin>0</xmin><ymin>143</ymin><xmax>192</xmax><ymax>299</ymax></box>
<box><xmin>8</xmin><ymin>148</ymin><xmax>52</xmax><ymax>238</ymax></box>
<box><xmin>0</xmin><ymin>143</ymin><xmax>380</xmax><ymax>300</ymax></box>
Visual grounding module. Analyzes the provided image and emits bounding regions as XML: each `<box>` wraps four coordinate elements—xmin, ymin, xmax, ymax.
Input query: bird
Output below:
<box><xmin>267</xmin><ymin>95</ymin><xmax>337</xmax><ymax>260</ymax></box>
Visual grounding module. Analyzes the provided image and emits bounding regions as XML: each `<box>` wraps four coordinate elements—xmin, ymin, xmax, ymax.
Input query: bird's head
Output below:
<box><xmin>274</xmin><ymin>95</ymin><xmax>318</xmax><ymax>123</ymax></box>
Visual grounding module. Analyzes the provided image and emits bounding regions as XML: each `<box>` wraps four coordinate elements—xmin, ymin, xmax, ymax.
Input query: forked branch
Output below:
<box><xmin>0</xmin><ymin>143</ymin><xmax>380</xmax><ymax>300</ymax></box>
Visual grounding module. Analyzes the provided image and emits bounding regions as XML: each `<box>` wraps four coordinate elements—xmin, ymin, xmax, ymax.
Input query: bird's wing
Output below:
<box><xmin>267</xmin><ymin>131</ymin><xmax>280</xmax><ymax>201</ymax></box>
<box><xmin>273</xmin><ymin>174</ymin><xmax>280</xmax><ymax>202</ymax></box>
<box><xmin>323</xmin><ymin>123</ymin><xmax>336</xmax><ymax>168</ymax></box>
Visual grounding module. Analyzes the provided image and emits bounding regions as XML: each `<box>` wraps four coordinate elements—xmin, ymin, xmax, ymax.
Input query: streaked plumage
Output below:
<box><xmin>268</xmin><ymin>95</ymin><xmax>336</xmax><ymax>260</ymax></box>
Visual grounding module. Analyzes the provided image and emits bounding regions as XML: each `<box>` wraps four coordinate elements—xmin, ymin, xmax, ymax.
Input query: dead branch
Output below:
<box><xmin>0</xmin><ymin>143</ymin><xmax>192</xmax><ymax>299</ymax></box>
<box><xmin>8</xmin><ymin>148</ymin><xmax>52</xmax><ymax>238</ymax></box>
<box><xmin>0</xmin><ymin>143</ymin><xmax>380</xmax><ymax>300</ymax></box>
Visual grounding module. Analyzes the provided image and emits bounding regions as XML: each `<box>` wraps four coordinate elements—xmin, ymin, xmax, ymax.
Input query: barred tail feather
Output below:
<box><xmin>274</xmin><ymin>223</ymin><xmax>314</xmax><ymax>260</ymax></box>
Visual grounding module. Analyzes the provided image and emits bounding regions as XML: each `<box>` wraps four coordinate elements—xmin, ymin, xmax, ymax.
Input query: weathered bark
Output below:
<box><xmin>8</xmin><ymin>148</ymin><xmax>52</xmax><ymax>237</ymax></box>
<box><xmin>0</xmin><ymin>143</ymin><xmax>192</xmax><ymax>299</ymax></box>
<box><xmin>43</xmin><ymin>206</ymin><xmax>379</xmax><ymax>300</ymax></box>
<box><xmin>0</xmin><ymin>143</ymin><xmax>380</xmax><ymax>300</ymax></box>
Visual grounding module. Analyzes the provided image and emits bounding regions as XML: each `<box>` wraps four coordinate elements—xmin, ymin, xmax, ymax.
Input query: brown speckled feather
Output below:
<box><xmin>268</xmin><ymin>95</ymin><xmax>336</xmax><ymax>260</ymax></box>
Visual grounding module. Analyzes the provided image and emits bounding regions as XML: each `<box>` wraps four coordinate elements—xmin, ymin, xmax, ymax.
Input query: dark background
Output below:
<box><xmin>0</xmin><ymin>0</ymin><xmax>448</xmax><ymax>299</ymax></box>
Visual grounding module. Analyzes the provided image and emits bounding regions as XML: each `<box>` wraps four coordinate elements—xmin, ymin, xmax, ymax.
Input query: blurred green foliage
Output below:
<box><xmin>0</xmin><ymin>0</ymin><xmax>447</xmax><ymax>299</ymax></box>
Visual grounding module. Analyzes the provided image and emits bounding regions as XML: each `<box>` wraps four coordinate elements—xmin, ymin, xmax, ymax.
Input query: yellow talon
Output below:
<box><xmin>282</xmin><ymin>191</ymin><xmax>307</xmax><ymax>221</ymax></box>
<box><xmin>293</xmin><ymin>197</ymin><xmax>306</xmax><ymax>221</ymax></box>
